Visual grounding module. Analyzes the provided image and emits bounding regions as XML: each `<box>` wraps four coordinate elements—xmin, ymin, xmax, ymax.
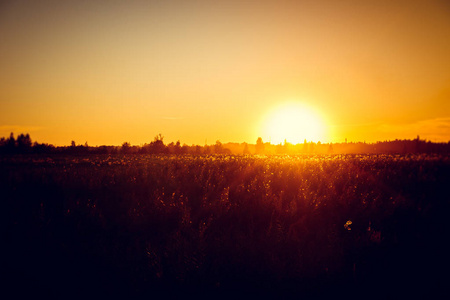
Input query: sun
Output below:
<box><xmin>261</xmin><ymin>102</ymin><xmax>327</xmax><ymax>145</ymax></box>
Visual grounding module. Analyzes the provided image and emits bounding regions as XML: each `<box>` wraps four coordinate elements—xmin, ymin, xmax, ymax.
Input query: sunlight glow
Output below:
<box><xmin>262</xmin><ymin>102</ymin><xmax>328</xmax><ymax>144</ymax></box>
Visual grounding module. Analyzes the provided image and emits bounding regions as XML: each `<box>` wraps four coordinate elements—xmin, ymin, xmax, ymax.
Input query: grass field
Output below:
<box><xmin>3</xmin><ymin>154</ymin><xmax>450</xmax><ymax>298</ymax></box>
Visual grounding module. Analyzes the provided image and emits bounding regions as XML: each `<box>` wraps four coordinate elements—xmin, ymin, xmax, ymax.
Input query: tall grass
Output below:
<box><xmin>3</xmin><ymin>154</ymin><xmax>449</xmax><ymax>297</ymax></box>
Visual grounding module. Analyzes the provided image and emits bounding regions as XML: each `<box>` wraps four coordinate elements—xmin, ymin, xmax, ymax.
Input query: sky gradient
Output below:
<box><xmin>1</xmin><ymin>0</ymin><xmax>449</xmax><ymax>145</ymax></box>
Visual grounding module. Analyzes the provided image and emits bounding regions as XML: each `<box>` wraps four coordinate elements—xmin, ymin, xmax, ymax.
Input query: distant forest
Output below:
<box><xmin>1</xmin><ymin>133</ymin><xmax>449</xmax><ymax>155</ymax></box>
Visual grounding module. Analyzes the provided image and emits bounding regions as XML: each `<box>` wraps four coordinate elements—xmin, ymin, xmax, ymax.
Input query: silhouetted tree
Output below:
<box><xmin>181</xmin><ymin>143</ymin><xmax>190</xmax><ymax>154</ymax></box>
<box><xmin>303</xmin><ymin>139</ymin><xmax>309</xmax><ymax>153</ymax></box>
<box><xmin>328</xmin><ymin>143</ymin><xmax>334</xmax><ymax>154</ymax></box>
<box><xmin>243</xmin><ymin>143</ymin><xmax>250</xmax><ymax>155</ymax></box>
<box><xmin>32</xmin><ymin>141</ymin><xmax>54</xmax><ymax>153</ymax></box>
<box><xmin>121</xmin><ymin>142</ymin><xmax>131</xmax><ymax>154</ymax></box>
<box><xmin>7</xmin><ymin>132</ymin><xmax>16</xmax><ymax>147</ymax></box>
<box><xmin>17</xmin><ymin>133</ymin><xmax>32</xmax><ymax>153</ymax></box>
<box><xmin>276</xmin><ymin>143</ymin><xmax>284</xmax><ymax>154</ymax></box>
<box><xmin>168</xmin><ymin>140</ymin><xmax>182</xmax><ymax>154</ymax></box>
<box><xmin>194</xmin><ymin>145</ymin><xmax>203</xmax><ymax>155</ymax></box>
<box><xmin>149</xmin><ymin>134</ymin><xmax>166</xmax><ymax>154</ymax></box>
<box><xmin>255</xmin><ymin>137</ymin><xmax>265</xmax><ymax>154</ymax></box>
<box><xmin>175</xmin><ymin>140</ymin><xmax>182</xmax><ymax>154</ymax></box>
<box><xmin>0</xmin><ymin>132</ymin><xmax>17</xmax><ymax>154</ymax></box>
<box><xmin>309</xmin><ymin>141</ymin><xmax>315</xmax><ymax>153</ymax></box>
<box><xmin>204</xmin><ymin>145</ymin><xmax>211</xmax><ymax>155</ymax></box>
<box><xmin>214</xmin><ymin>140</ymin><xmax>224</xmax><ymax>154</ymax></box>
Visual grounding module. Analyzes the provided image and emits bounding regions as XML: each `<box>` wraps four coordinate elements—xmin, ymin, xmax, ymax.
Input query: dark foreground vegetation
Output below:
<box><xmin>3</xmin><ymin>153</ymin><xmax>450</xmax><ymax>298</ymax></box>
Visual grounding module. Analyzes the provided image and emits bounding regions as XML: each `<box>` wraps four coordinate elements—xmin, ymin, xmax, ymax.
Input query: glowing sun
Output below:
<box><xmin>262</xmin><ymin>102</ymin><xmax>327</xmax><ymax>144</ymax></box>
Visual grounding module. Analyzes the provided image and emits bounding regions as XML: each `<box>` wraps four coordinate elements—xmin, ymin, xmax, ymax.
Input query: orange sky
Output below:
<box><xmin>1</xmin><ymin>0</ymin><xmax>449</xmax><ymax>146</ymax></box>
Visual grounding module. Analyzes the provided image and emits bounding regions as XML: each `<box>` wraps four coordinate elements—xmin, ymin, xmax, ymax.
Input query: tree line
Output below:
<box><xmin>1</xmin><ymin>132</ymin><xmax>449</xmax><ymax>155</ymax></box>
<box><xmin>0</xmin><ymin>133</ymin><xmax>231</xmax><ymax>155</ymax></box>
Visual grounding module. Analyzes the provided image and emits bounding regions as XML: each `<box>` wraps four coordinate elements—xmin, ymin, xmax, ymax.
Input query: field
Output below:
<box><xmin>3</xmin><ymin>154</ymin><xmax>450</xmax><ymax>298</ymax></box>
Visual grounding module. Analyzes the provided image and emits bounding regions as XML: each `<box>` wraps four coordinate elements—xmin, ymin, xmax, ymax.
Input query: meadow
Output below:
<box><xmin>3</xmin><ymin>154</ymin><xmax>450</xmax><ymax>298</ymax></box>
